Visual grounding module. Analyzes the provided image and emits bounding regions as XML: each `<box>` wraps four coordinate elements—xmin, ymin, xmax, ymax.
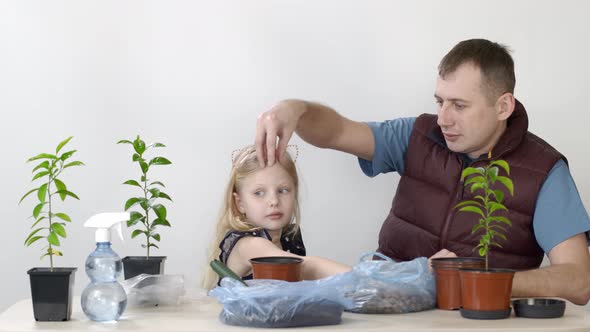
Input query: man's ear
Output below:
<box><xmin>233</xmin><ymin>192</ymin><xmax>245</xmax><ymax>213</ymax></box>
<box><xmin>496</xmin><ymin>93</ymin><xmax>515</xmax><ymax>121</ymax></box>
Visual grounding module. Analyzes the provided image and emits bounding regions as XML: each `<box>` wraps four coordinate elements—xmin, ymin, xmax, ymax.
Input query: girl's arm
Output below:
<box><xmin>227</xmin><ymin>236</ymin><xmax>351</xmax><ymax>280</ymax></box>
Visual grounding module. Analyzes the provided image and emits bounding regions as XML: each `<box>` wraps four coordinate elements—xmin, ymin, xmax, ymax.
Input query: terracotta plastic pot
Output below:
<box><xmin>458</xmin><ymin>268</ymin><xmax>515</xmax><ymax>319</ymax></box>
<box><xmin>250</xmin><ymin>256</ymin><xmax>303</xmax><ymax>282</ymax></box>
<box><xmin>431</xmin><ymin>257</ymin><xmax>485</xmax><ymax>310</ymax></box>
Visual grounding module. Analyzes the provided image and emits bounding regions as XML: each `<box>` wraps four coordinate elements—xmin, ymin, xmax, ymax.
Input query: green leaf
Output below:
<box><xmin>33</xmin><ymin>202</ymin><xmax>45</xmax><ymax>219</ymax></box>
<box><xmin>31</xmin><ymin>216</ymin><xmax>46</xmax><ymax>229</ymax></box>
<box><xmin>32</xmin><ymin>161</ymin><xmax>50</xmax><ymax>173</ymax></box>
<box><xmin>148</xmin><ymin>143</ymin><xmax>166</xmax><ymax>148</ymax></box>
<box><xmin>496</xmin><ymin>176</ymin><xmax>514</xmax><ymax>196</ymax></box>
<box><xmin>31</xmin><ymin>171</ymin><xmax>50</xmax><ymax>182</ymax></box>
<box><xmin>131</xmin><ymin>229</ymin><xmax>144</xmax><ymax>239</ymax></box>
<box><xmin>149</xmin><ymin>188</ymin><xmax>161</xmax><ymax>198</ymax></box>
<box><xmin>139</xmin><ymin>161</ymin><xmax>149</xmax><ymax>174</ymax></box>
<box><xmin>51</xmin><ymin>223</ymin><xmax>67</xmax><ymax>238</ymax></box>
<box><xmin>471</xmin><ymin>224</ymin><xmax>485</xmax><ymax>234</ymax></box>
<box><xmin>133</xmin><ymin>136</ymin><xmax>146</xmax><ymax>155</ymax></box>
<box><xmin>488</xmin><ymin>202</ymin><xmax>508</xmax><ymax>214</ymax></box>
<box><xmin>59</xmin><ymin>149</ymin><xmax>76</xmax><ymax>161</ymax></box>
<box><xmin>26</xmin><ymin>236</ymin><xmax>44</xmax><ymax>247</ymax></box>
<box><xmin>152</xmin><ymin>204</ymin><xmax>167</xmax><ymax>220</ymax></box>
<box><xmin>148</xmin><ymin>243</ymin><xmax>160</xmax><ymax>249</ymax></box>
<box><xmin>55</xmin><ymin>136</ymin><xmax>73</xmax><ymax>154</ymax></box>
<box><xmin>64</xmin><ymin>161</ymin><xmax>85</xmax><ymax>169</ymax></box>
<box><xmin>469</xmin><ymin>182</ymin><xmax>486</xmax><ymax>194</ymax></box>
<box><xmin>151</xmin><ymin>233</ymin><xmax>161</xmax><ymax>241</ymax></box>
<box><xmin>491</xmin><ymin>242</ymin><xmax>504</xmax><ymax>249</ymax></box>
<box><xmin>152</xmin><ymin>218</ymin><xmax>171</xmax><ymax>227</ymax></box>
<box><xmin>27</xmin><ymin>153</ymin><xmax>57</xmax><ymax>162</ymax></box>
<box><xmin>123</xmin><ymin>180</ymin><xmax>142</xmax><ymax>188</ymax></box>
<box><xmin>492</xmin><ymin>190</ymin><xmax>504</xmax><ymax>203</ymax></box>
<box><xmin>125</xmin><ymin>197</ymin><xmax>142</xmax><ymax>211</ymax></box>
<box><xmin>158</xmin><ymin>192</ymin><xmax>172</xmax><ymax>201</ymax></box>
<box><xmin>127</xmin><ymin>211</ymin><xmax>144</xmax><ymax>227</ymax></box>
<box><xmin>464</xmin><ymin>176</ymin><xmax>486</xmax><ymax>187</ymax></box>
<box><xmin>460</xmin><ymin>167</ymin><xmax>485</xmax><ymax>181</ymax></box>
<box><xmin>492</xmin><ymin>231</ymin><xmax>507</xmax><ymax>241</ymax></box>
<box><xmin>54</xmin><ymin>190</ymin><xmax>80</xmax><ymax>200</ymax></box>
<box><xmin>149</xmin><ymin>157</ymin><xmax>172</xmax><ymax>166</ymax></box>
<box><xmin>489</xmin><ymin>216</ymin><xmax>512</xmax><ymax>227</ymax></box>
<box><xmin>19</xmin><ymin>187</ymin><xmax>39</xmax><ymax>204</ymax></box>
<box><xmin>47</xmin><ymin>232</ymin><xmax>60</xmax><ymax>246</ymax></box>
<box><xmin>132</xmin><ymin>153</ymin><xmax>142</xmax><ymax>162</ymax></box>
<box><xmin>455</xmin><ymin>200</ymin><xmax>483</xmax><ymax>209</ymax></box>
<box><xmin>458</xmin><ymin>205</ymin><xmax>485</xmax><ymax>218</ymax></box>
<box><xmin>141</xmin><ymin>175</ymin><xmax>148</xmax><ymax>182</ymax></box>
<box><xmin>54</xmin><ymin>213</ymin><xmax>71</xmax><ymax>222</ymax></box>
<box><xmin>478</xmin><ymin>247</ymin><xmax>486</xmax><ymax>257</ymax></box>
<box><xmin>489</xmin><ymin>224</ymin><xmax>507</xmax><ymax>233</ymax></box>
<box><xmin>54</xmin><ymin>178</ymin><xmax>67</xmax><ymax>200</ymax></box>
<box><xmin>117</xmin><ymin>139</ymin><xmax>133</xmax><ymax>145</ymax></box>
<box><xmin>487</xmin><ymin>166</ymin><xmax>498</xmax><ymax>182</ymax></box>
<box><xmin>490</xmin><ymin>160</ymin><xmax>510</xmax><ymax>175</ymax></box>
<box><xmin>37</xmin><ymin>183</ymin><xmax>48</xmax><ymax>203</ymax></box>
<box><xmin>24</xmin><ymin>228</ymin><xmax>45</xmax><ymax>246</ymax></box>
<box><xmin>149</xmin><ymin>181</ymin><xmax>166</xmax><ymax>188</ymax></box>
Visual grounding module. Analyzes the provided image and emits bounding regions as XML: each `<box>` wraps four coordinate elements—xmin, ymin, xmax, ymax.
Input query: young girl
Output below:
<box><xmin>203</xmin><ymin>145</ymin><xmax>350</xmax><ymax>289</ymax></box>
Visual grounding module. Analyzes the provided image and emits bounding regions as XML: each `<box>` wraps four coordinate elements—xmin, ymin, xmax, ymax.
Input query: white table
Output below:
<box><xmin>1</xmin><ymin>296</ymin><xmax>590</xmax><ymax>332</ymax></box>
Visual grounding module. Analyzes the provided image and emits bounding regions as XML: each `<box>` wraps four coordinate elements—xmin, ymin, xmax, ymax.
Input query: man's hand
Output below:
<box><xmin>428</xmin><ymin>249</ymin><xmax>457</xmax><ymax>270</ymax></box>
<box><xmin>255</xmin><ymin>99</ymin><xmax>308</xmax><ymax>167</ymax></box>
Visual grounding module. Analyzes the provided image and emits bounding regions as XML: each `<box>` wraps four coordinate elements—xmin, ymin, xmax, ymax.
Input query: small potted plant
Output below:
<box><xmin>117</xmin><ymin>135</ymin><xmax>172</xmax><ymax>279</ymax></box>
<box><xmin>19</xmin><ymin>136</ymin><xmax>84</xmax><ymax>321</ymax></box>
<box><xmin>455</xmin><ymin>159</ymin><xmax>515</xmax><ymax>319</ymax></box>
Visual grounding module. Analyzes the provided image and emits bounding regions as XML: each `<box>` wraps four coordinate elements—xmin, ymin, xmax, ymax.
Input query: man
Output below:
<box><xmin>254</xmin><ymin>39</ymin><xmax>590</xmax><ymax>304</ymax></box>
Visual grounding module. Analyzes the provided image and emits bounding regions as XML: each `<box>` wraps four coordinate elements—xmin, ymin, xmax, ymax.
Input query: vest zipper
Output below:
<box><xmin>439</xmin><ymin>158</ymin><xmax>465</xmax><ymax>250</ymax></box>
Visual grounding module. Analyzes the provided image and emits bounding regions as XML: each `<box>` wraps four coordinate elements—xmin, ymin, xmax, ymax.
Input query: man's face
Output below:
<box><xmin>434</xmin><ymin>63</ymin><xmax>504</xmax><ymax>158</ymax></box>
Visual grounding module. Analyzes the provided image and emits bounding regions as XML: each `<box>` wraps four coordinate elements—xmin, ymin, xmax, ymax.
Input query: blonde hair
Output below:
<box><xmin>201</xmin><ymin>146</ymin><xmax>301</xmax><ymax>290</ymax></box>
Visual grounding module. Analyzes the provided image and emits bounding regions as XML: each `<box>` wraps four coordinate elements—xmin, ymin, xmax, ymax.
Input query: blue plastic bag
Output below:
<box><xmin>209</xmin><ymin>274</ymin><xmax>354</xmax><ymax>328</ymax></box>
<box><xmin>345</xmin><ymin>253</ymin><xmax>436</xmax><ymax>313</ymax></box>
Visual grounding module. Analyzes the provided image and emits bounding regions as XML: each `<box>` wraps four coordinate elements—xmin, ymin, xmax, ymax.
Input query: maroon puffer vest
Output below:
<box><xmin>377</xmin><ymin>100</ymin><xmax>565</xmax><ymax>270</ymax></box>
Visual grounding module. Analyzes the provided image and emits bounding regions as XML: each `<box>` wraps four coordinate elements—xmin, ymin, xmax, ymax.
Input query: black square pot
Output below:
<box><xmin>122</xmin><ymin>256</ymin><xmax>166</xmax><ymax>280</ymax></box>
<box><xmin>27</xmin><ymin>267</ymin><xmax>77</xmax><ymax>321</ymax></box>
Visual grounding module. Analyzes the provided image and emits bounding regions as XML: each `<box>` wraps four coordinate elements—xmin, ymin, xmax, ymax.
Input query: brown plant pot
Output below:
<box><xmin>431</xmin><ymin>257</ymin><xmax>484</xmax><ymax>310</ymax></box>
<box><xmin>249</xmin><ymin>256</ymin><xmax>303</xmax><ymax>282</ymax></box>
<box><xmin>458</xmin><ymin>268</ymin><xmax>515</xmax><ymax>319</ymax></box>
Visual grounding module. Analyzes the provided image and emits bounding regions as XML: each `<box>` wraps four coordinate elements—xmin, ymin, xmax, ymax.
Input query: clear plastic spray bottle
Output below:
<box><xmin>81</xmin><ymin>212</ymin><xmax>129</xmax><ymax>321</ymax></box>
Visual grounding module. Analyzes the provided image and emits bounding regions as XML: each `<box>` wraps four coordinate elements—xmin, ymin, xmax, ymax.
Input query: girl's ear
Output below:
<box><xmin>233</xmin><ymin>192</ymin><xmax>245</xmax><ymax>213</ymax></box>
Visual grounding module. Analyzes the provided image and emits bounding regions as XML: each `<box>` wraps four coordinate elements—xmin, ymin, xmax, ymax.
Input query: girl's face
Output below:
<box><xmin>234</xmin><ymin>163</ymin><xmax>296</xmax><ymax>232</ymax></box>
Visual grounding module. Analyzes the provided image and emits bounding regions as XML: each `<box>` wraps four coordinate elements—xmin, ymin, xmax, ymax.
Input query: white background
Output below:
<box><xmin>1</xmin><ymin>1</ymin><xmax>589</xmax><ymax>312</ymax></box>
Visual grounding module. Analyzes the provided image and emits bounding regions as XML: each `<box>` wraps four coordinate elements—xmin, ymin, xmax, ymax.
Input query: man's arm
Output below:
<box><xmin>255</xmin><ymin>99</ymin><xmax>374</xmax><ymax>166</ymax></box>
<box><xmin>512</xmin><ymin>233</ymin><xmax>590</xmax><ymax>305</ymax></box>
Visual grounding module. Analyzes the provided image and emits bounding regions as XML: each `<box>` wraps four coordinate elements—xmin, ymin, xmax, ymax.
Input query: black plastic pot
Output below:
<box><xmin>27</xmin><ymin>267</ymin><xmax>77</xmax><ymax>321</ymax></box>
<box><xmin>122</xmin><ymin>256</ymin><xmax>166</xmax><ymax>280</ymax></box>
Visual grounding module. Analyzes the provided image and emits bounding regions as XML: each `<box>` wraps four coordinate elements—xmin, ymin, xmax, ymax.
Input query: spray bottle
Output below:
<box><xmin>81</xmin><ymin>212</ymin><xmax>129</xmax><ymax>321</ymax></box>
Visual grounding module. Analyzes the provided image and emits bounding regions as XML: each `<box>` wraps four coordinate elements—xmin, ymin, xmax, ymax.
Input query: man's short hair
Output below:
<box><xmin>439</xmin><ymin>39</ymin><xmax>516</xmax><ymax>104</ymax></box>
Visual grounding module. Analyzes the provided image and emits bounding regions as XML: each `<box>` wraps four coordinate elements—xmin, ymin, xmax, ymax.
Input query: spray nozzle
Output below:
<box><xmin>84</xmin><ymin>212</ymin><xmax>129</xmax><ymax>243</ymax></box>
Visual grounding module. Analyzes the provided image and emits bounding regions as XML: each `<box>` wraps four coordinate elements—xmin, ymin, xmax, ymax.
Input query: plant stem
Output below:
<box><xmin>47</xmin><ymin>178</ymin><xmax>53</xmax><ymax>272</ymax></box>
<box><xmin>144</xmin><ymin>174</ymin><xmax>150</xmax><ymax>259</ymax></box>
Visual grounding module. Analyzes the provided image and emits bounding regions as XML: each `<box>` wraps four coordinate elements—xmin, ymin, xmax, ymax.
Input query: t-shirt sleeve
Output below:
<box><xmin>358</xmin><ymin>117</ymin><xmax>416</xmax><ymax>177</ymax></box>
<box><xmin>533</xmin><ymin>159</ymin><xmax>590</xmax><ymax>253</ymax></box>
<box><xmin>218</xmin><ymin>230</ymin><xmax>268</xmax><ymax>264</ymax></box>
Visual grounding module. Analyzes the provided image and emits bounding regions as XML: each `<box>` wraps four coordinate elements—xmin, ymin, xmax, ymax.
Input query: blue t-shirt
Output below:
<box><xmin>358</xmin><ymin>117</ymin><xmax>590</xmax><ymax>253</ymax></box>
